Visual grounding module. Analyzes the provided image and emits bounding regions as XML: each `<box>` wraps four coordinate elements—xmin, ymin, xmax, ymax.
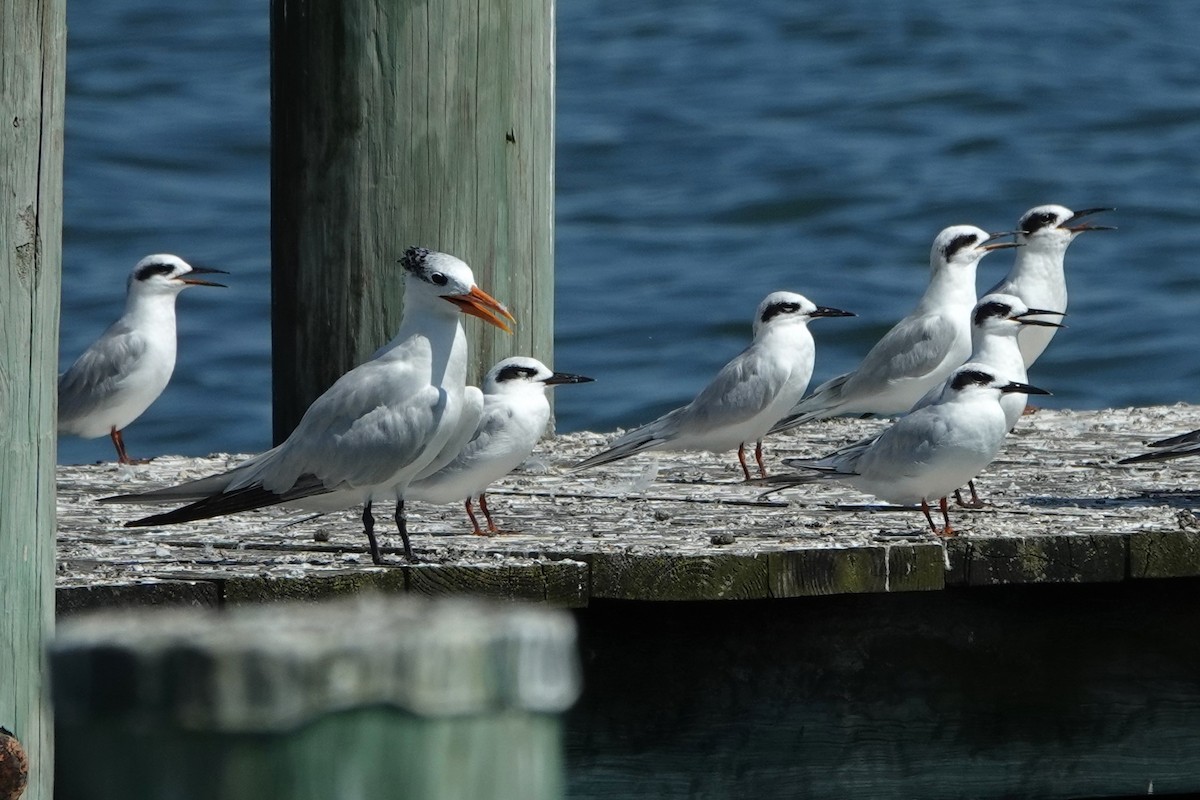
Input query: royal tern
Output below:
<box><xmin>573</xmin><ymin>292</ymin><xmax>853</xmax><ymax>480</ymax></box>
<box><xmin>409</xmin><ymin>356</ymin><xmax>593</xmax><ymax>534</ymax></box>
<box><xmin>910</xmin><ymin>293</ymin><xmax>1064</xmax><ymax>505</ymax></box>
<box><xmin>1119</xmin><ymin>428</ymin><xmax>1200</xmax><ymax>464</ymax></box>
<box><xmin>771</xmin><ymin>226</ymin><xmax>1018</xmax><ymax>433</ymax></box>
<box><xmin>58</xmin><ymin>254</ymin><xmax>227</xmax><ymax>464</ymax></box>
<box><xmin>763</xmin><ymin>365</ymin><xmax>1051</xmax><ymax>536</ymax></box>
<box><xmin>101</xmin><ymin>247</ymin><xmax>514</xmax><ymax>564</ymax></box>
<box><xmin>984</xmin><ymin>205</ymin><xmax>1114</xmax><ymax>367</ymax></box>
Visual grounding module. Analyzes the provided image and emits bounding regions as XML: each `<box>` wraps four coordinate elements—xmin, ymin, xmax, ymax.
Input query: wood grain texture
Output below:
<box><xmin>270</xmin><ymin>0</ymin><xmax>555</xmax><ymax>441</ymax></box>
<box><xmin>1</xmin><ymin>0</ymin><xmax>65</xmax><ymax>796</ymax></box>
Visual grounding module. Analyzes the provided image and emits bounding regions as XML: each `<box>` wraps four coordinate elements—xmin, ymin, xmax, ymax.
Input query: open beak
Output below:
<box><xmin>1014</xmin><ymin>307</ymin><xmax>1066</xmax><ymax>328</ymax></box>
<box><xmin>445</xmin><ymin>286</ymin><xmax>516</xmax><ymax>333</ymax></box>
<box><xmin>544</xmin><ymin>371</ymin><xmax>595</xmax><ymax>386</ymax></box>
<box><xmin>1000</xmin><ymin>380</ymin><xmax>1051</xmax><ymax>396</ymax></box>
<box><xmin>1062</xmin><ymin>207</ymin><xmax>1116</xmax><ymax>233</ymax></box>
<box><xmin>981</xmin><ymin>230</ymin><xmax>1021</xmax><ymax>251</ymax></box>
<box><xmin>811</xmin><ymin>306</ymin><xmax>856</xmax><ymax>319</ymax></box>
<box><xmin>178</xmin><ymin>265</ymin><xmax>229</xmax><ymax>288</ymax></box>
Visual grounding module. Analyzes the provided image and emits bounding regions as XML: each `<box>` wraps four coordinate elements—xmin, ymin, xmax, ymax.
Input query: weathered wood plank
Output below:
<box><xmin>57</xmin><ymin>581</ymin><xmax>219</xmax><ymax>616</ymax></box>
<box><xmin>56</xmin><ymin>406</ymin><xmax>1200</xmax><ymax>604</ymax></box>
<box><xmin>270</xmin><ymin>0</ymin><xmax>555</xmax><ymax>441</ymax></box>
<box><xmin>2</xmin><ymin>0</ymin><xmax>65</xmax><ymax>795</ymax></box>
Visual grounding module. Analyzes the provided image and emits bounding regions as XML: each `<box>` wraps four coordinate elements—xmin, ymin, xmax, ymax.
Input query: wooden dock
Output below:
<box><xmin>57</xmin><ymin>404</ymin><xmax>1200</xmax><ymax>611</ymax></box>
<box><xmin>54</xmin><ymin>405</ymin><xmax>1200</xmax><ymax>799</ymax></box>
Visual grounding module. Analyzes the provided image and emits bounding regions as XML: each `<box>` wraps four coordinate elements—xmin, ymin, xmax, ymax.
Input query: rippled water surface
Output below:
<box><xmin>59</xmin><ymin>0</ymin><xmax>1200</xmax><ymax>462</ymax></box>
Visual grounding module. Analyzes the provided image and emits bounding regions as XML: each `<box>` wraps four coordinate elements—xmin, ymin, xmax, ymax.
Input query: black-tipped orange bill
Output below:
<box><xmin>446</xmin><ymin>285</ymin><xmax>516</xmax><ymax>333</ymax></box>
<box><xmin>178</xmin><ymin>265</ymin><xmax>229</xmax><ymax>287</ymax></box>
<box><xmin>1062</xmin><ymin>207</ymin><xmax>1116</xmax><ymax>233</ymax></box>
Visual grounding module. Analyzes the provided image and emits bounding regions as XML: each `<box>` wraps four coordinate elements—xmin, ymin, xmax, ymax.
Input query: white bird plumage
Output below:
<box><xmin>58</xmin><ymin>254</ymin><xmax>228</xmax><ymax>464</ymax></box>
<box><xmin>984</xmin><ymin>204</ymin><xmax>1114</xmax><ymax>368</ymax></box>
<box><xmin>572</xmin><ymin>291</ymin><xmax>854</xmax><ymax>480</ymax></box>
<box><xmin>771</xmin><ymin>226</ymin><xmax>1018</xmax><ymax>433</ymax></box>
<box><xmin>765</xmin><ymin>365</ymin><xmax>1051</xmax><ymax>535</ymax></box>
<box><xmin>101</xmin><ymin>247</ymin><xmax>515</xmax><ymax>564</ymax></box>
<box><xmin>409</xmin><ymin>356</ymin><xmax>593</xmax><ymax>534</ymax></box>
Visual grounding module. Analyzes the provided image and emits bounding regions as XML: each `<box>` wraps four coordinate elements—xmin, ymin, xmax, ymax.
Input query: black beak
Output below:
<box><xmin>981</xmin><ymin>230</ymin><xmax>1022</xmax><ymax>251</ymax></box>
<box><xmin>1062</xmin><ymin>207</ymin><xmax>1116</xmax><ymax>233</ymax></box>
<box><xmin>811</xmin><ymin>306</ymin><xmax>856</xmax><ymax>319</ymax></box>
<box><xmin>178</xmin><ymin>265</ymin><xmax>230</xmax><ymax>287</ymax></box>
<box><xmin>1014</xmin><ymin>307</ymin><xmax>1066</xmax><ymax>328</ymax></box>
<box><xmin>1000</xmin><ymin>380</ymin><xmax>1051</xmax><ymax>396</ymax></box>
<box><xmin>544</xmin><ymin>372</ymin><xmax>594</xmax><ymax>386</ymax></box>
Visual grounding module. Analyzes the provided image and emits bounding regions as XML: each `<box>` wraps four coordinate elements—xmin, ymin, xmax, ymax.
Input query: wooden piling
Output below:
<box><xmin>270</xmin><ymin>0</ymin><xmax>555</xmax><ymax>442</ymax></box>
<box><xmin>52</xmin><ymin>596</ymin><xmax>580</xmax><ymax>799</ymax></box>
<box><xmin>1</xmin><ymin>0</ymin><xmax>65</xmax><ymax>796</ymax></box>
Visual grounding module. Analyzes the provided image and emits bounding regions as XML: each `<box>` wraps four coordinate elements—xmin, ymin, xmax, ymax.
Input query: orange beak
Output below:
<box><xmin>445</xmin><ymin>285</ymin><xmax>516</xmax><ymax>333</ymax></box>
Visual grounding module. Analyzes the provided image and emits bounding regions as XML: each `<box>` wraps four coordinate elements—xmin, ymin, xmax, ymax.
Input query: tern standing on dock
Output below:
<box><xmin>764</xmin><ymin>365</ymin><xmax>1051</xmax><ymax>536</ymax></box>
<box><xmin>771</xmin><ymin>226</ymin><xmax>1018</xmax><ymax>433</ymax></box>
<box><xmin>409</xmin><ymin>356</ymin><xmax>593</xmax><ymax>535</ymax></box>
<box><xmin>102</xmin><ymin>247</ymin><xmax>515</xmax><ymax>564</ymax></box>
<box><xmin>58</xmin><ymin>254</ymin><xmax>228</xmax><ymax>464</ymax></box>
<box><xmin>572</xmin><ymin>292</ymin><xmax>854</xmax><ymax>480</ymax></box>
<box><xmin>984</xmin><ymin>204</ymin><xmax>1114</xmax><ymax>367</ymax></box>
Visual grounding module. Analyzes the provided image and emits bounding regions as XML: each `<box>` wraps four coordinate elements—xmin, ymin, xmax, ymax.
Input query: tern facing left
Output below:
<box><xmin>984</xmin><ymin>204</ymin><xmax>1114</xmax><ymax>367</ymax></box>
<box><xmin>409</xmin><ymin>357</ymin><xmax>593</xmax><ymax>535</ymax></box>
<box><xmin>58</xmin><ymin>254</ymin><xmax>228</xmax><ymax>464</ymax></box>
<box><xmin>1119</xmin><ymin>428</ymin><xmax>1200</xmax><ymax>465</ymax></box>
<box><xmin>762</xmin><ymin>365</ymin><xmax>1051</xmax><ymax>536</ymax></box>
<box><xmin>102</xmin><ymin>247</ymin><xmax>515</xmax><ymax>564</ymax></box>
<box><xmin>572</xmin><ymin>292</ymin><xmax>854</xmax><ymax>480</ymax></box>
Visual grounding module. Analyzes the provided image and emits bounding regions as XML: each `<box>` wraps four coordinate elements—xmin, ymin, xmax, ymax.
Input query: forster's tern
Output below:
<box><xmin>910</xmin><ymin>293</ymin><xmax>1064</xmax><ymax>505</ymax></box>
<box><xmin>985</xmin><ymin>205</ymin><xmax>1114</xmax><ymax>367</ymax></box>
<box><xmin>771</xmin><ymin>226</ymin><xmax>1017</xmax><ymax>433</ymax></box>
<box><xmin>101</xmin><ymin>247</ymin><xmax>515</xmax><ymax>564</ymax></box>
<box><xmin>409</xmin><ymin>357</ymin><xmax>593</xmax><ymax>534</ymax></box>
<box><xmin>573</xmin><ymin>292</ymin><xmax>854</xmax><ymax>480</ymax></box>
<box><xmin>763</xmin><ymin>365</ymin><xmax>1051</xmax><ymax>536</ymax></box>
<box><xmin>1119</xmin><ymin>428</ymin><xmax>1200</xmax><ymax>464</ymax></box>
<box><xmin>58</xmin><ymin>254</ymin><xmax>228</xmax><ymax>464</ymax></box>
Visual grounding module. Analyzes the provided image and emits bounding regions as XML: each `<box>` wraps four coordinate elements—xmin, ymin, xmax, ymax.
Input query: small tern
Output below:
<box><xmin>409</xmin><ymin>356</ymin><xmax>593</xmax><ymax>535</ymax></box>
<box><xmin>985</xmin><ymin>205</ymin><xmax>1114</xmax><ymax>367</ymax></box>
<box><xmin>910</xmin><ymin>293</ymin><xmax>1064</xmax><ymax>505</ymax></box>
<box><xmin>572</xmin><ymin>292</ymin><xmax>854</xmax><ymax>480</ymax></box>
<box><xmin>771</xmin><ymin>226</ymin><xmax>1018</xmax><ymax>433</ymax></box>
<box><xmin>1119</xmin><ymin>428</ymin><xmax>1200</xmax><ymax>465</ymax></box>
<box><xmin>101</xmin><ymin>247</ymin><xmax>515</xmax><ymax>564</ymax></box>
<box><xmin>762</xmin><ymin>365</ymin><xmax>1051</xmax><ymax>536</ymax></box>
<box><xmin>58</xmin><ymin>254</ymin><xmax>227</xmax><ymax>464</ymax></box>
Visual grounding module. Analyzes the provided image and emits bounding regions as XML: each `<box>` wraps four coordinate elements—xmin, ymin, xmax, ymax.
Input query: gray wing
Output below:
<box><xmin>840</xmin><ymin>313</ymin><xmax>962</xmax><ymax>397</ymax></box>
<box><xmin>1119</xmin><ymin>427</ymin><xmax>1200</xmax><ymax>464</ymax></box>
<box><xmin>413</xmin><ymin>387</ymin><xmax>484</xmax><ymax>480</ymax></box>
<box><xmin>58</xmin><ymin>322</ymin><xmax>146</xmax><ymax>425</ymax></box>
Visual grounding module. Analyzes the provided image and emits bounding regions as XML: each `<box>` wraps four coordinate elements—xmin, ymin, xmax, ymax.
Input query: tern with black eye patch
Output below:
<box><xmin>573</xmin><ymin>291</ymin><xmax>853</xmax><ymax>481</ymax></box>
<box><xmin>58</xmin><ymin>253</ymin><xmax>228</xmax><ymax>464</ymax></box>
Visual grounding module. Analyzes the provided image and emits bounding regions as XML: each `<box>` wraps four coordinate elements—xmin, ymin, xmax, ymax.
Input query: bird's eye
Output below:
<box><xmin>430</xmin><ymin>272</ymin><xmax>448</xmax><ymax>286</ymax></box>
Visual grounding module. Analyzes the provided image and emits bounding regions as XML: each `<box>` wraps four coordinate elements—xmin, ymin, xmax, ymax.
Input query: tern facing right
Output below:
<box><xmin>572</xmin><ymin>292</ymin><xmax>854</xmax><ymax>480</ymax></box>
<box><xmin>58</xmin><ymin>254</ymin><xmax>228</xmax><ymax>464</ymax></box>
<box><xmin>103</xmin><ymin>247</ymin><xmax>514</xmax><ymax>564</ymax></box>
<box><xmin>771</xmin><ymin>226</ymin><xmax>1018</xmax><ymax>433</ymax></box>
<box><xmin>764</xmin><ymin>365</ymin><xmax>1051</xmax><ymax>536</ymax></box>
<box><xmin>409</xmin><ymin>356</ymin><xmax>594</xmax><ymax>535</ymax></box>
<box><xmin>984</xmin><ymin>204</ymin><xmax>1114</xmax><ymax>368</ymax></box>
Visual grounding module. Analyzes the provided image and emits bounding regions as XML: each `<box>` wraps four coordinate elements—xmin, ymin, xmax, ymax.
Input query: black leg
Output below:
<box><xmin>393</xmin><ymin>500</ymin><xmax>415</xmax><ymax>562</ymax></box>
<box><xmin>362</xmin><ymin>501</ymin><xmax>382</xmax><ymax>565</ymax></box>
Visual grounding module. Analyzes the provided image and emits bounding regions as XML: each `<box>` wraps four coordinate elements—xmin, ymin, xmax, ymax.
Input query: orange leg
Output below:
<box><xmin>920</xmin><ymin>499</ymin><xmax>938</xmax><ymax>533</ymax></box>
<box><xmin>954</xmin><ymin>480</ymin><xmax>985</xmax><ymax>508</ymax></box>
<box><xmin>478</xmin><ymin>493</ymin><xmax>502</xmax><ymax>534</ymax></box>
<box><xmin>736</xmin><ymin>444</ymin><xmax>752</xmax><ymax>481</ymax></box>
<box><xmin>753</xmin><ymin>439</ymin><xmax>768</xmax><ymax>478</ymax></box>
<box><xmin>465</xmin><ymin>498</ymin><xmax>486</xmax><ymax>536</ymax></box>
<box><xmin>937</xmin><ymin>496</ymin><xmax>956</xmax><ymax>537</ymax></box>
<box><xmin>111</xmin><ymin>426</ymin><xmax>132</xmax><ymax>464</ymax></box>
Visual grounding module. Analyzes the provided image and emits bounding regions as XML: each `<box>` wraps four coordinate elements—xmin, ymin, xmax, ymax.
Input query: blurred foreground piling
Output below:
<box><xmin>52</xmin><ymin>597</ymin><xmax>580</xmax><ymax>800</ymax></box>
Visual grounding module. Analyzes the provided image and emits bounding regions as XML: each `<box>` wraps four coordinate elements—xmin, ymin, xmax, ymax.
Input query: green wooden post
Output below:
<box><xmin>52</xmin><ymin>596</ymin><xmax>580</xmax><ymax>799</ymax></box>
<box><xmin>270</xmin><ymin>0</ymin><xmax>555</xmax><ymax>443</ymax></box>
<box><xmin>0</xmin><ymin>0</ymin><xmax>65</xmax><ymax>796</ymax></box>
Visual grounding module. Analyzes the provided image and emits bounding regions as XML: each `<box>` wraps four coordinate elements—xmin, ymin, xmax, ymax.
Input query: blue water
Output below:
<box><xmin>59</xmin><ymin>0</ymin><xmax>1200</xmax><ymax>463</ymax></box>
